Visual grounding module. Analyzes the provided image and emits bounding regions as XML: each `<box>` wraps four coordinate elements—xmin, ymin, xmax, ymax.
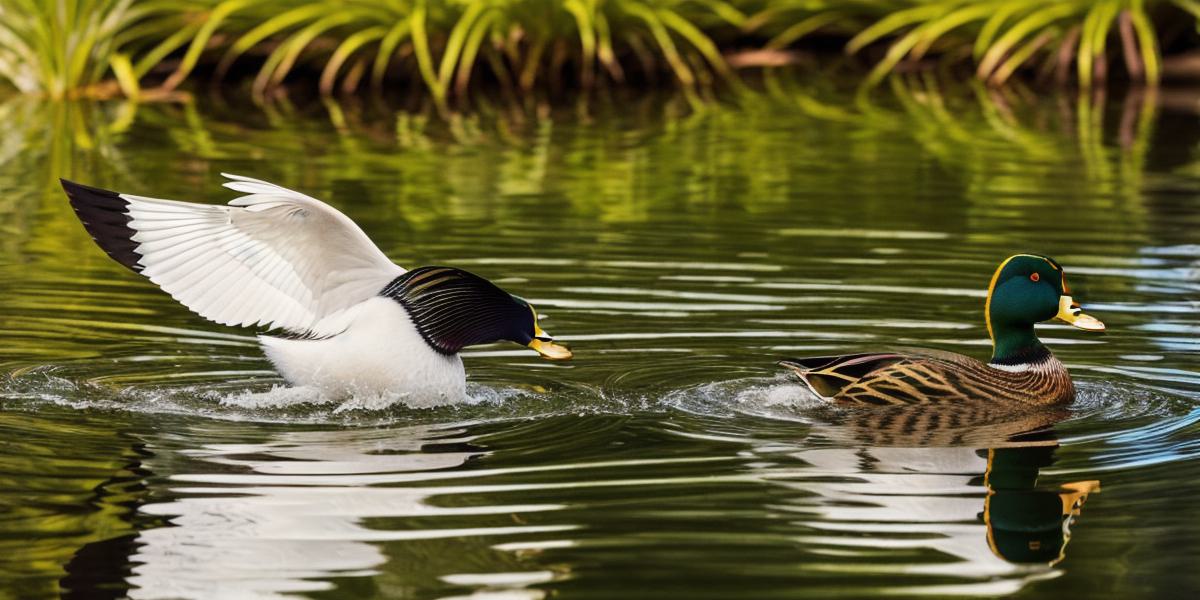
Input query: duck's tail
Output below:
<box><xmin>777</xmin><ymin>358</ymin><xmax>834</xmax><ymax>399</ymax></box>
<box><xmin>777</xmin><ymin>359</ymin><xmax>811</xmax><ymax>373</ymax></box>
<box><xmin>777</xmin><ymin>353</ymin><xmax>907</xmax><ymax>400</ymax></box>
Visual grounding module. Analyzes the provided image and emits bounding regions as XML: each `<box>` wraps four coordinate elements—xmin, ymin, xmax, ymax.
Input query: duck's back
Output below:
<box><xmin>786</xmin><ymin>348</ymin><xmax>1075</xmax><ymax>407</ymax></box>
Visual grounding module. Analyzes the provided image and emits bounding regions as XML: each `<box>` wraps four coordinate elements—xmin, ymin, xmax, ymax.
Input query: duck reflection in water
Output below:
<box><xmin>983</xmin><ymin>445</ymin><xmax>1099</xmax><ymax>566</ymax></box>
<box><xmin>782</xmin><ymin>408</ymin><xmax>1100</xmax><ymax>593</ymax></box>
<box><xmin>58</xmin><ymin>424</ymin><xmax>567</xmax><ymax>600</ymax></box>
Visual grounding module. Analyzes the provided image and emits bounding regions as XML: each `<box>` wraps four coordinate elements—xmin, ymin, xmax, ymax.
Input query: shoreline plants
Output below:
<box><xmin>0</xmin><ymin>1</ymin><xmax>1198</xmax><ymax>105</ymax></box>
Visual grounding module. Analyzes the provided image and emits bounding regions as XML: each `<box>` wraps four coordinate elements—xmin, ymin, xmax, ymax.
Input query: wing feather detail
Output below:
<box><xmin>780</xmin><ymin>348</ymin><xmax>1074</xmax><ymax>406</ymax></box>
<box><xmin>63</xmin><ymin>174</ymin><xmax>405</xmax><ymax>336</ymax></box>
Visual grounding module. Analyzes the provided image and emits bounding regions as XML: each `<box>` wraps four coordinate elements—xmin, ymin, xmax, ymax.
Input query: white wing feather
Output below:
<box><xmin>122</xmin><ymin>174</ymin><xmax>405</xmax><ymax>336</ymax></box>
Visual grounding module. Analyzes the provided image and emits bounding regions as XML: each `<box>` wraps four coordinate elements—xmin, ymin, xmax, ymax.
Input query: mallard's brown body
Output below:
<box><xmin>782</xmin><ymin>347</ymin><xmax>1075</xmax><ymax>407</ymax></box>
<box><xmin>779</xmin><ymin>254</ymin><xmax>1103</xmax><ymax>418</ymax></box>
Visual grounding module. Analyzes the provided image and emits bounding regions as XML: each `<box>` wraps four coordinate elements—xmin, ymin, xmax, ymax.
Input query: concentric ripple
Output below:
<box><xmin>2</xmin><ymin>93</ymin><xmax>1200</xmax><ymax>599</ymax></box>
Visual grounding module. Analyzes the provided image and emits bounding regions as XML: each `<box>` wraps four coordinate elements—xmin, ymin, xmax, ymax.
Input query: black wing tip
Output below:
<box><xmin>61</xmin><ymin>177</ymin><xmax>119</xmax><ymax>200</ymax></box>
<box><xmin>59</xmin><ymin>177</ymin><xmax>144</xmax><ymax>273</ymax></box>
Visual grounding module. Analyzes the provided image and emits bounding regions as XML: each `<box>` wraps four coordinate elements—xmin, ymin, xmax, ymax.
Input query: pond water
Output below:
<box><xmin>1</xmin><ymin>80</ymin><xmax>1198</xmax><ymax>598</ymax></box>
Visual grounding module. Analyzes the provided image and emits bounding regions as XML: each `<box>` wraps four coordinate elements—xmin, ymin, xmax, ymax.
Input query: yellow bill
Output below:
<box><xmin>528</xmin><ymin>337</ymin><xmax>573</xmax><ymax>360</ymax></box>
<box><xmin>1056</xmin><ymin>296</ymin><xmax>1105</xmax><ymax>331</ymax></box>
<box><xmin>524</xmin><ymin>311</ymin><xmax>573</xmax><ymax>360</ymax></box>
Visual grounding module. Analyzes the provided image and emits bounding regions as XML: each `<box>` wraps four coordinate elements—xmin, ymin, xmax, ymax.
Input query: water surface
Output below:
<box><xmin>1</xmin><ymin>81</ymin><xmax>1199</xmax><ymax>598</ymax></box>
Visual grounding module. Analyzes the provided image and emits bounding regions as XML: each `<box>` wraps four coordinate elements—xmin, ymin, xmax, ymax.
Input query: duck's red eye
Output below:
<box><xmin>1030</xmin><ymin>273</ymin><xmax>1040</xmax><ymax>282</ymax></box>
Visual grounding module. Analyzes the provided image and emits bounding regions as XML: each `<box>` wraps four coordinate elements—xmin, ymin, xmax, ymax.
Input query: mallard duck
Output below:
<box><xmin>780</xmin><ymin>254</ymin><xmax>1104</xmax><ymax>406</ymax></box>
<box><xmin>61</xmin><ymin>175</ymin><xmax>571</xmax><ymax>403</ymax></box>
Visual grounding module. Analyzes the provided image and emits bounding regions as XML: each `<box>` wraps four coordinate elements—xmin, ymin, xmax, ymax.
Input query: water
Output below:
<box><xmin>1</xmin><ymin>79</ymin><xmax>1199</xmax><ymax>598</ymax></box>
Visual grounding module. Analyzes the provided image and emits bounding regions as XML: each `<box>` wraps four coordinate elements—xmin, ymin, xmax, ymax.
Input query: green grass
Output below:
<box><xmin>0</xmin><ymin>0</ymin><xmax>1197</xmax><ymax>102</ymax></box>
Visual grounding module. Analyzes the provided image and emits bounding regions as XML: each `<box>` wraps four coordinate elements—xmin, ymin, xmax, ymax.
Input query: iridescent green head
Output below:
<box><xmin>985</xmin><ymin>254</ymin><xmax>1104</xmax><ymax>364</ymax></box>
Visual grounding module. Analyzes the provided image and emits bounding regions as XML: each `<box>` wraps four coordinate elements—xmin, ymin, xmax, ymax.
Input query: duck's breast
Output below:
<box><xmin>259</xmin><ymin>297</ymin><xmax>467</xmax><ymax>404</ymax></box>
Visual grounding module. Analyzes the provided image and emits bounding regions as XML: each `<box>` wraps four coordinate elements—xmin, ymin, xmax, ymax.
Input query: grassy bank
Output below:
<box><xmin>1</xmin><ymin>1</ymin><xmax>1198</xmax><ymax>105</ymax></box>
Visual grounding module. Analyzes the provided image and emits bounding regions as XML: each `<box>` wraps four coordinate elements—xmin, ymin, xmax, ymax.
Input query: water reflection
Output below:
<box><xmin>0</xmin><ymin>409</ymin><xmax>145</xmax><ymax>598</ymax></box>
<box><xmin>33</xmin><ymin>383</ymin><xmax>1197</xmax><ymax>599</ymax></box>
<box><xmin>779</xmin><ymin>435</ymin><xmax>1099</xmax><ymax>595</ymax></box>
<box><xmin>984</xmin><ymin>446</ymin><xmax>1098</xmax><ymax>566</ymax></box>
<box><xmin>3</xmin><ymin>77</ymin><xmax>1200</xmax><ymax>599</ymax></box>
<box><xmin>59</xmin><ymin>425</ymin><xmax>573</xmax><ymax>599</ymax></box>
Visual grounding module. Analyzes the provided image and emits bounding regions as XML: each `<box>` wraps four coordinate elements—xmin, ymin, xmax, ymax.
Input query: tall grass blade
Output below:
<box><xmin>436</xmin><ymin>1</ymin><xmax>487</xmax><ymax>95</ymax></box>
<box><xmin>978</xmin><ymin>3</ymin><xmax>1077</xmax><ymax>80</ymax></box>
<box><xmin>564</xmin><ymin>0</ymin><xmax>596</xmax><ymax>87</ymax></box>
<box><xmin>768</xmin><ymin>12</ymin><xmax>847</xmax><ymax>50</ymax></box>
<box><xmin>624</xmin><ymin>2</ymin><xmax>694</xmax><ymax>86</ymax></box>
<box><xmin>371</xmin><ymin>20</ymin><xmax>412</xmax><ymax>88</ymax></box>
<box><xmin>218</xmin><ymin>4</ymin><xmax>330</xmax><ymax>76</ymax></box>
<box><xmin>320</xmin><ymin>25</ymin><xmax>385</xmax><ymax>94</ymax></box>
<box><xmin>455</xmin><ymin>10</ymin><xmax>496</xmax><ymax>95</ymax></box>
<box><xmin>109</xmin><ymin>51</ymin><xmax>138</xmax><ymax>99</ymax></box>
<box><xmin>1130</xmin><ymin>0</ymin><xmax>1160</xmax><ymax>85</ymax></box>
<box><xmin>164</xmin><ymin>0</ymin><xmax>254</xmax><ymax>90</ymax></box>
<box><xmin>409</xmin><ymin>1</ymin><xmax>444</xmax><ymax>104</ymax></box>
<box><xmin>847</xmin><ymin>4</ymin><xmax>946</xmax><ymax>55</ymax></box>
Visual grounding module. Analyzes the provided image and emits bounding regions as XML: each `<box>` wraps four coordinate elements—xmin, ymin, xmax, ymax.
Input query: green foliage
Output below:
<box><xmin>0</xmin><ymin>0</ymin><xmax>237</xmax><ymax>99</ymax></box>
<box><xmin>0</xmin><ymin>0</ymin><xmax>1196</xmax><ymax>101</ymax></box>
<box><xmin>215</xmin><ymin>0</ymin><xmax>743</xmax><ymax>108</ymax></box>
<box><xmin>757</xmin><ymin>0</ymin><xmax>1186</xmax><ymax>88</ymax></box>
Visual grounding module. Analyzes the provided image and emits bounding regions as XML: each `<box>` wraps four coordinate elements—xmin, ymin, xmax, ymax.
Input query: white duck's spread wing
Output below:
<box><xmin>63</xmin><ymin>174</ymin><xmax>405</xmax><ymax>336</ymax></box>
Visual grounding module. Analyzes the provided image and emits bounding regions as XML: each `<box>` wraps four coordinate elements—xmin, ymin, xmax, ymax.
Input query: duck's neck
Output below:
<box><xmin>989</xmin><ymin>323</ymin><xmax>1050</xmax><ymax>365</ymax></box>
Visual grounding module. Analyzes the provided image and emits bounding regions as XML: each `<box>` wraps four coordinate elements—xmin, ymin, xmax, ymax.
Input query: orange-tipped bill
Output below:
<box><xmin>1056</xmin><ymin>296</ymin><xmax>1105</xmax><ymax>331</ymax></box>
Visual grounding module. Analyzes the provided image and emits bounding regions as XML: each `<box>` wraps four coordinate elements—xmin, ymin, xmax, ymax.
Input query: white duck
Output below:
<box><xmin>61</xmin><ymin>174</ymin><xmax>572</xmax><ymax>404</ymax></box>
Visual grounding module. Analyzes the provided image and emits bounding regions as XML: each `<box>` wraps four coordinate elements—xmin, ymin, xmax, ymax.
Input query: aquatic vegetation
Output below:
<box><xmin>219</xmin><ymin>0</ymin><xmax>740</xmax><ymax>107</ymax></box>
<box><xmin>0</xmin><ymin>1</ymin><xmax>1198</xmax><ymax>101</ymax></box>
<box><xmin>0</xmin><ymin>74</ymin><xmax>1164</xmax><ymax>211</ymax></box>
<box><xmin>0</xmin><ymin>0</ymin><xmax>231</xmax><ymax>100</ymax></box>
<box><xmin>762</xmin><ymin>0</ymin><xmax>1183</xmax><ymax>88</ymax></box>
<box><xmin>0</xmin><ymin>0</ymin><xmax>743</xmax><ymax>104</ymax></box>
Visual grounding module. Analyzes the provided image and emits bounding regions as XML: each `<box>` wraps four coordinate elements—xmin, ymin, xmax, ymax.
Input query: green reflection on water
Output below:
<box><xmin>0</xmin><ymin>79</ymin><xmax>1198</xmax><ymax>598</ymax></box>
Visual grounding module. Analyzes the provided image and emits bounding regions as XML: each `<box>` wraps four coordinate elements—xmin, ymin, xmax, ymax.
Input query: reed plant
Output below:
<box><xmin>0</xmin><ymin>0</ymin><xmax>1197</xmax><ymax>102</ymax></box>
<box><xmin>216</xmin><ymin>0</ymin><xmax>743</xmax><ymax>108</ymax></box>
<box><xmin>0</xmin><ymin>0</ymin><xmax>231</xmax><ymax>99</ymax></box>
<box><xmin>758</xmin><ymin>0</ymin><xmax>1184</xmax><ymax>88</ymax></box>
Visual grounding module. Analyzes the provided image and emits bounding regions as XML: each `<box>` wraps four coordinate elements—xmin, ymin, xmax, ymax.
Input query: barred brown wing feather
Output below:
<box><xmin>837</xmin><ymin>359</ymin><xmax>979</xmax><ymax>406</ymax></box>
<box><xmin>780</xmin><ymin>353</ymin><xmax>906</xmax><ymax>400</ymax></box>
<box><xmin>835</xmin><ymin>354</ymin><xmax>1075</xmax><ymax>406</ymax></box>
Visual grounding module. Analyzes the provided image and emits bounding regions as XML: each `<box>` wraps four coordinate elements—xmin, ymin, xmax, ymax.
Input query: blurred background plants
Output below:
<box><xmin>0</xmin><ymin>0</ymin><xmax>227</xmax><ymax>100</ymax></box>
<box><xmin>0</xmin><ymin>0</ymin><xmax>1198</xmax><ymax>104</ymax></box>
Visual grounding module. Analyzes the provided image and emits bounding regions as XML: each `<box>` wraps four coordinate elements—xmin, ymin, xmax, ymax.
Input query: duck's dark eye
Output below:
<box><xmin>1029</xmin><ymin>272</ymin><xmax>1040</xmax><ymax>282</ymax></box>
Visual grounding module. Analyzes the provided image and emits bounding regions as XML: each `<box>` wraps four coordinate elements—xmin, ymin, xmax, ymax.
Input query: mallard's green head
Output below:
<box><xmin>985</xmin><ymin>254</ymin><xmax>1104</xmax><ymax>364</ymax></box>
